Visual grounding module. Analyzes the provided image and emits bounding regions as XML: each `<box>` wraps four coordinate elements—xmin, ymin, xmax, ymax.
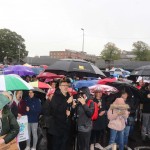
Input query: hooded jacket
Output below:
<box><xmin>0</xmin><ymin>107</ymin><xmax>19</xmax><ymax>144</ymax></box>
<box><xmin>107</xmin><ymin>98</ymin><xmax>129</xmax><ymax>131</ymax></box>
<box><xmin>25</xmin><ymin>96</ymin><xmax>41</xmax><ymax>123</ymax></box>
<box><xmin>77</xmin><ymin>87</ymin><xmax>95</xmax><ymax>132</ymax></box>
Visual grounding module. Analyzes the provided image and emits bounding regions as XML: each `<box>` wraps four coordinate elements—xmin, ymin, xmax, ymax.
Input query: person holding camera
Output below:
<box><xmin>72</xmin><ymin>87</ymin><xmax>94</xmax><ymax>150</ymax></box>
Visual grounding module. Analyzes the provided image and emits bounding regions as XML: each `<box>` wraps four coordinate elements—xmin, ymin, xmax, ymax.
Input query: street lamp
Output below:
<box><xmin>81</xmin><ymin>28</ymin><xmax>84</xmax><ymax>52</ymax></box>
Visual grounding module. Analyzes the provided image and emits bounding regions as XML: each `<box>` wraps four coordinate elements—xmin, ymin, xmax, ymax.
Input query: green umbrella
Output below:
<box><xmin>0</xmin><ymin>74</ymin><xmax>33</xmax><ymax>91</ymax></box>
<box><xmin>0</xmin><ymin>94</ymin><xmax>10</xmax><ymax>110</ymax></box>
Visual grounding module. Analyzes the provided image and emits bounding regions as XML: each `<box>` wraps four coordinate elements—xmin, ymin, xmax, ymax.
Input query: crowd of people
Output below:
<box><xmin>0</xmin><ymin>75</ymin><xmax>150</xmax><ymax>150</ymax></box>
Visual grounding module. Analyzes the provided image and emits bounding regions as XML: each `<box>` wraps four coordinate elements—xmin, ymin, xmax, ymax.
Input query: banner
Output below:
<box><xmin>17</xmin><ymin>115</ymin><xmax>29</xmax><ymax>142</ymax></box>
<box><xmin>0</xmin><ymin>135</ymin><xmax>18</xmax><ymax>150</ymax></box>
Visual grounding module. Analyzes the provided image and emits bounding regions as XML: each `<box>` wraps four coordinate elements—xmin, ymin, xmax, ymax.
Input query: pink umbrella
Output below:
<box><xmin>89</xmin><ymin>84</ymin><xmax>118</xmax><ymax>94</ymax></box>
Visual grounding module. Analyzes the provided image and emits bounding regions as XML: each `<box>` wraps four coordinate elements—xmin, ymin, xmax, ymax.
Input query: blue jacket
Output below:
<box><xmin>26</xmin><ymin>96</ymin><xmax>41</xmax><ymax>123</ymax></box>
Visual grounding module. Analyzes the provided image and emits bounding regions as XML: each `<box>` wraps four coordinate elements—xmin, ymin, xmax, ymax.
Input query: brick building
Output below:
<box><xmin>49</xmin><ymin>49</ymin><xmax>98</xmax><ymax>63</ymax></box>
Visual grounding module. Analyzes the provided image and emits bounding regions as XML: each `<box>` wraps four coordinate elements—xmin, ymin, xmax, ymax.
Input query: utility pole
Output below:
<box><xmin>81</xmin><ymin>28</ymin><xmax>84</xmax><ymax>52</ymax></box>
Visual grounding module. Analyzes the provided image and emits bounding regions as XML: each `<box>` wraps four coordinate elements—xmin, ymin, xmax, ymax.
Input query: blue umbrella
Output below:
<box><xmin>73</xmin><ymin>80</ymin><xmax>98</xmax><ymax>89</ymax></box>
<box><xmin>3</xmin><ymin>65</ymin><xmax>35</xmax><ymax>76</ymax></box>
<box><xmin>31</xmin><ymin>67</ymin><xmax>44</xmax><ymax>75</ymax></box>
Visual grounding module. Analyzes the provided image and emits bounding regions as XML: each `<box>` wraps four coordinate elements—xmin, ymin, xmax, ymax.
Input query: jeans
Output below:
<box><xmin>26</xmin><ymin>123</ymin><xmax>38</xmax><ymax>149</ymax></box>
<box><xmin>109</xmin><ymin>129</ymin><xmax>124</xmax><ymax>150</ymax></box>
<box><xmin>123</xmin><ymin>126</ymin><xmax>130</xmax><ymax>145</ymax></box>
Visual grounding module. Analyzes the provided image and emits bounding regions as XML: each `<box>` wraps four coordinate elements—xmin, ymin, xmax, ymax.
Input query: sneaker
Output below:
<box><xmin>90</xmin><ymin>144</ymin><xmax>94</xmax><ymax>150</ymax></box>
<box><xmin>95</xmin><ymin>143</ymin><xmax>103</xmax><ymax>150</ymax></box>
<box><xmin>24</xmin><ymin>147</ymin><xmax>30</xmax><ymax>150</ymax></box>
<box><xmin>31</xmin><ymin>148</ymin><xmax>36</xmax><ymax>150</ymax></box>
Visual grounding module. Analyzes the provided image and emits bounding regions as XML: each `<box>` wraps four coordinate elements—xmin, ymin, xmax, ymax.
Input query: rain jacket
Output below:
<box><xmin>0</xmin><ymin>107</ymin><xmax>19</xmax><ymax>144</ymax></box>
<box><xmin>26</xmin><ymin>96</ymin><xmax>41</xmax><ymax>123</ymax></box>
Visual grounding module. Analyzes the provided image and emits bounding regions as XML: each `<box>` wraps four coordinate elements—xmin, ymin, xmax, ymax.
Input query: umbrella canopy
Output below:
<box><xmin>106</xmin><ymin>81</ymin><xmax>143</xmax><ymax>101</ymax></box>
<box><xmin>31</xmin><ymin>67</ymin><xmax>44</xmax><ymax>75</ymax></box>
<box><xmin>97</xmin><ymin>78</ymin><xmax>117</xmax><ymax>84</ymax></box>
<box><xmin>46</xmin><ymin>59</ymin><xmax>105</xmax><ymax>77</ymax></box>
<box><xmin>37</xmin><ymin>72</ymin><xmax>65</xmax><ymax>79</ymax></box>
<box><xmin>3</xmin><ymin>65</ymin><xmax>35</xmax><ymax>76</ymax></box>
<box><xmin>0</xmin><ymin>74</ymin><xmax>33</xmax><ymax>91</ymax></box>
<box><xmin>89</xmin><ymin>84</ymin><xmax>118</xmax><ymax>94</ymax></box>
<box><xmin>68</xmin><ymin>87</ymin><xmax>77</xmax><ymax>95</ymax></box>
<box><xmin>73</xmin><ymin>80</ymin><xmax>98</xmax><ymax>89</ymax></box>
<box><xmin>29</xmin><ymin>81</ymin><xmax>50</xmax><ymax>89</ymax></box>
<box><xmin>0</xmin><ymin>94</ymin><xmax>10</xmax><ymax>109</ymax></box>
<box><xmin>131</xmin><ymin>65</ymin><xmax>150</xmax><ymax>76</ymax></box>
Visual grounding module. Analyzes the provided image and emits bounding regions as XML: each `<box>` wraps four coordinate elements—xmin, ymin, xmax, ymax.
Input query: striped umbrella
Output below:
<box><xmin>0</xmin><ymin>75</ymin><xmax>33</xmax><ymax>91</ymax></box>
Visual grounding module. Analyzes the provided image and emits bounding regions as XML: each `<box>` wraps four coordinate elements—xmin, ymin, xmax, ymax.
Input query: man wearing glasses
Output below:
<box><xmin>49</xmin><ymin>79</ymin><xmax>73</xmax><ymax>150</ymax></box>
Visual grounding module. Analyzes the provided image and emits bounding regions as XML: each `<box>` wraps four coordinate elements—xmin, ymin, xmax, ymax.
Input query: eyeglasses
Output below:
<box><xmin>60</xmin><ymin>85</ymin><xmax>69</xmax><ymax>87</ymax></box>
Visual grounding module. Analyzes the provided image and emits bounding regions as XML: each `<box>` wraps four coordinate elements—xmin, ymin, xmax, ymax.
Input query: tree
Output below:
<box><xmin>0</xmin><ymin>28</ymin><xmax>28</xmax><ymax>63</ymax></box>
<box><xmin>132</xmin><ymin>41</ymin><xmax>150</xmax><ymax>61</ymax></box>
<box><xmin>100</xmin><ymin>42</ymin><xmax>121</xmax><ymax>60</ymax></box>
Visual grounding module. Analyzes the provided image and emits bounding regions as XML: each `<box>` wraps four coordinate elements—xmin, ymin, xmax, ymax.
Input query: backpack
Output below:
<box><xmin>87</xmin><ymin>100</ymin><xmax>99</xmax><ymax>121</ymax></box>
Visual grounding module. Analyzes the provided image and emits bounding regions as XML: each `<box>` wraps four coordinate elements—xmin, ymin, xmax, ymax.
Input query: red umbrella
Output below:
<box><xmin>68</xmin><ymin>88</ymin><xmax>77</xmax><ymax>96</ymax></box>
<box><xmin>29</xmin><ymin>81</ymin><xmax>51</xmax><ymax>89</ymax></box>
<box><xmin>40</xmin><ymin>65</ymin><xmax>48</xmax><ymax>69</ymax></box>
<box><xmin>97</xmin><ymin>78</ymin><xmax>117</xmax><ymax>84</ymax></box>
<box><xmin>37</xmin><ymin>72</ymin><xmax>64</xmax><ymax>79</ymax></box>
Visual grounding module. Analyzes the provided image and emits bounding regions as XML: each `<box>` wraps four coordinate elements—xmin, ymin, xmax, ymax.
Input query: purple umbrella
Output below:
<box><xmin>3</xmin><ymin>65</ymin><xmax>35</xmax><ymax>76</ymax></box>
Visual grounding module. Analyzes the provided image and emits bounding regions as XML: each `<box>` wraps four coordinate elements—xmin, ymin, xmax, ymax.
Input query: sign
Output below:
<box><xmin>0</xmin><ymin>135</ymin><xmax>18</xmax><ymax>150</ymax></box>
<box><xmin>79</xmin><ymin>65</ymin><xmax>84</xmax><ymax>70</ymax></box>
<box><xmin>17</xmin><ymin>115</ymin><xmax>29</xmax><ymax>142</ymax></box>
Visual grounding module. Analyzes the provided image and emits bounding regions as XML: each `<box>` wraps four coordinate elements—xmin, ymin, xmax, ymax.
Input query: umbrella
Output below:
<box><xmin>89</xmin><ymin>84</ymin><xmax>118</xmax><ymax>94</ymax></box>
<box><xmin>29</xmin><ymin>81</ymin><xmax>50</xmax><ymax>89</ymax></box>
<box><xmin>97</xmin><ymin>78</ymin><xmax>117</xmax><ymax>84</ymax></box>
<box><xmin>3</xmin><ymin>65</ymin><xmax>35</xmax><ymax>76</ymax></box>
<box><xmin>106</xmin><ymin>81</ymin><xmax>143</xmax><ymax>101</ymax></box>
<box><xmin>73</xmin><ymin>80</ymin><xmax>98</xmax><ymax>89</ymax></box>
<box><xmin>40</xmin><ymin>65</ymin><xmax>48</xmax><ymax>69</ymax></box>
<box><xmin>37</xmin><ymin>72</ymin><xmax>65</xmax><ymax>79</ymax></box>
<box><xmin>31</xmin><ymin>67</ymin><xmax>44</xmax><ymax>75</ymax></box>
<box><xmin>0</xmin><ymin>74</ymin><xmax>33</xmax><ymax>91</ymax></box>
<box><xmin>46</xmin><ymin>59</ymin><xmax>105</xmax><ymax>77</ymax></box>
<box><xmin>68</xmin><ymin>87</ymin><xmax>77</xmax><ymax>95</ymax></box>
<box><xmin>0</xmin><ymin>94</ymin><xmax>10</xmax><ymax>109</ymax></box>
<box><xmin>131</xmin><ymin>65</ymin><xmax>150</xmax><ymax>76</ymax></box>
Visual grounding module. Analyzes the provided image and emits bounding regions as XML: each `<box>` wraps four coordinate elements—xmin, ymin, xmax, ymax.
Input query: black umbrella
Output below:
<box><xmin>106</xmin><ymin>81</ymin><xmax>143</xmax><ymax>102</ymax></box>
<box><xmin>46</xmin><ymin>59</ymin><xmax>105</xmax><ymax>77</ymax></box>
<box><xmin>131</xmin><ymin>65</ymin><xmax>150</xmax><ymax>76</ymax></box>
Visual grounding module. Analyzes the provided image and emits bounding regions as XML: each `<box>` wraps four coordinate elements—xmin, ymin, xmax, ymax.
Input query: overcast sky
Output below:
<box><xmin>1</xmin><ymin>0</ymin><xmax>150</xmax><ymax>57</ymax></box>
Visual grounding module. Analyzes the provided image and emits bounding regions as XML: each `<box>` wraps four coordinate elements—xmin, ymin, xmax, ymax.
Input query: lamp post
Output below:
<box><xmin>81</xmin><ymin>28</ymin><xmax>84</xmax><ymax>52</ymax></box>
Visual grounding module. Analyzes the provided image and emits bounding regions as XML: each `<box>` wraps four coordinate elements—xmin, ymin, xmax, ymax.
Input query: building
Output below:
<box><xmin>49</xmin><ymin>49</ymin><xmax>98</xmax><ymax>63</ymax></box>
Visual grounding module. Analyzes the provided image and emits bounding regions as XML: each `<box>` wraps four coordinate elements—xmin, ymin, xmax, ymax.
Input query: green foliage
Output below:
<box><xmin>132</xmin><ymin>41</ymin><xmax>150</xmax><ymax>61</ymax></box>
<box><xmin>100</xmin><ymin>42</ymin><xmax>121</xmax><ymax>60</ymax></box>
<box><xmin>0</xmin><ymin>28</ymin><xmax>28</xmax><ymax>63</ymax></box>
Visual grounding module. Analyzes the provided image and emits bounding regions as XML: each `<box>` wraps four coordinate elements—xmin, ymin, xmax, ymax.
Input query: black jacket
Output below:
<box><xmin>49</xmin><ymin>88</ymin><xmax>71</xmax><ymax>135</ymax></box>
<box><xmin>77</xmin><ymin>99</ymin><xmax>94</xmax><ymax>132</ymax></box>
<box><xmin>93</xmin><ymin>97</ymin><xmax>107</xmax><ymax>130</ymax></box>
<box><xmin>141</xmin><ymin>90</ymin><xmax>150</xmax><ymax>113</ymax></box>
